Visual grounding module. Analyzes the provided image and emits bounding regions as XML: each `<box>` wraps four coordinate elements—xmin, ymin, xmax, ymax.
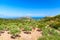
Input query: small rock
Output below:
<box><xmin>0</xmin><ymin>31</ymin><xmax>4</xmax><ymax>33</ymax></box>
<box><xmin>15</xmin><ymin>34</ymin><xmax>21</xmax><ymax>37</ymax></box>
<box><xmin>24</xmin><ymin>31</ymin><xmax>31</xmax><ymax>34</ymax></box>
<box><xmin>0</xmin><ymin>34</ymin><xmax>1</xmax><ymax>36</ymax></box>
<box><xmin>22</xmin><ymin>30</ymin><xmax>26</xmax><ymax>31</ymax></box>
<box><xmin>37</xmin><ymin>29</ymin><xmax>42</xmax><ymax>32</ymax></box>
<box><xmin>11</xmin><ymin>36</ymin><xmax>16</xmax><ymax>39</ymax></box>
<box><xmin>7</xmin><ymin>32</ymin><xmax>10</xmax><ymax>34</ymax></box>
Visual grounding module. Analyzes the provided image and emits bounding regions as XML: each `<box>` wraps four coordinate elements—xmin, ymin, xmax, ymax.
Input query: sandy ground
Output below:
<box><xmin>0</xmin><ymin>28</ymin><xmax>42</xmax><ymax>40</ymax></box>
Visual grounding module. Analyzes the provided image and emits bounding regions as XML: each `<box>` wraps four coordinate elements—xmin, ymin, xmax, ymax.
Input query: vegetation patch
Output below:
<box><xmin>0</xmin><ymin>15</ymin><xmax>60</xmax><ymax>40</ymax></box>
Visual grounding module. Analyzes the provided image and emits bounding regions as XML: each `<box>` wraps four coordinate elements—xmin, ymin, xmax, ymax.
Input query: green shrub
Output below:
<box><xmin>38</xmin><ymin>35</ymin><xmax>60</xmax><ymax>40</ymax></box>
<box><xmin>24</xmin><ymin>26</ymin><xmax>32</xmax><ymax>31</ymax></box>
<box><xmin>0</xmin><ymin>24</ymin><xmax>5</xmax><ymax>30</ymax></box>
<box><xmin>38</xmin><ymin>26</ymin><xmax>60</xmax><ymax>40</ymax></box>
<box><xmin>9</xmin><ymin>28</ymin><xmax>20</xmax><ymax>36</ymax></box>
<box><xmin>18</xmin><ymin>23</ymin><xmax>23</xmax><ymax>29</ymax></box>
<box><xmin>50</xmin><ymin>22</ymin><xmax>60</xmax><ymax>29</ymax></box>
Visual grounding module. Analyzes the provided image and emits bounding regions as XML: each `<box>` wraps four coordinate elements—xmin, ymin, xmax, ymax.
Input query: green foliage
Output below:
<box><xmin>0</xmin><ymin>24</ymin><xmax>5</xmax><ymax>30</ymax></box>
<box><xmin>38</xmin><ymin>35</ymin><xmax>60</xmax><ymax>40</ymax></box>
<box><xmin>0</xmin><ymin>25</ymin><xmax>4</xmax><ymax>30</ymax></box>
<box><xmin>0</xmin><ymin>15</ymin><xmax>60</xmax><ymax>39</ymax></box>
<box><xmin>24</xmin><ymin>26</ymin><xmax>32</xmax><ymax>31</ymax></box>
<box><xmin>50</xmin><ymin>21</ymin><xmax>60</xmax><ymax>29</ymax></box>
<box><xmin>38</xmin><ymin>26</ymin><xmax>60</xmax><ymax>40</ymax></box>
<box><xmin>10</xmin><ymin>28</ymin><xmax>20</xmax><ymax>36</ymax></box>
<box><xmin>37</xmin><ymin>23</ymin><xmax>46</xmax><ymax>29</ymax></box>
<box><xmin>17</xmin><ymin>23</ymin><xmax>23</xmax><ymax>29</ymax></box>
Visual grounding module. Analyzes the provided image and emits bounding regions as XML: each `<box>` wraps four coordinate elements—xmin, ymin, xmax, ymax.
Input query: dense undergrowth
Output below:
<box><xmin>0</xmin><ymin>15</ymin><xmax>60</xmax><ymax>40</ymax></box>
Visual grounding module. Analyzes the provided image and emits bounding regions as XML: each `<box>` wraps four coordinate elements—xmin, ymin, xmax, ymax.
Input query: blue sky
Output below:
<box><xmin>0</xmin><ymin>0</ymin><xmax>60</xmax><ymax>18</ymax></box>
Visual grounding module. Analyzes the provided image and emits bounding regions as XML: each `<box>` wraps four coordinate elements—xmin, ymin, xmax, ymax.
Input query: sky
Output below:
<box><xmin>0</xmin><ymin>0</ymin><xmax>60</xmax><ymax>18</ymax></box>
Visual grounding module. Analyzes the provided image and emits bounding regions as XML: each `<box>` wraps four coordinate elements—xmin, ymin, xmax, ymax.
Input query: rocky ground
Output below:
<box><xmin>0</xmin><ymin>28</ymin><xmax>42</xmax><ymax>40</ymax></box>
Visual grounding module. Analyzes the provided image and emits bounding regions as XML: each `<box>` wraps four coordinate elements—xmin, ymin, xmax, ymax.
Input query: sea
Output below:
<box><xmin>32</xmin><ymin>17</ymin><xmax>44</xmax><ymax>20</ymax></box>
<box><xmin>0</xmin><ymin>17</ymin><xmax>44</xmax><ymax>20</ymax></box>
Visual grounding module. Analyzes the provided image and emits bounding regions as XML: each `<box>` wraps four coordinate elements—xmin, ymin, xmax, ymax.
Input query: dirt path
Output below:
<box><xmin>0</xmin><ymin>28</ymin><xmax>42</xmax><ymax>40</ymax></box>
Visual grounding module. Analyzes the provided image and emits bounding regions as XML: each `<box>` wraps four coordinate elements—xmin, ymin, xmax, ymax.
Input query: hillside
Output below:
<box><xmin>0</xmin><ymin>15</ymin><xmax>60</xmax><ymax>40</ymax></box>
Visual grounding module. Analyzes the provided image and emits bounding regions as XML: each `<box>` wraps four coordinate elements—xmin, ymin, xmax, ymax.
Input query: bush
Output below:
<box><xmin>38</xmin><ymin>35</ymin><xmax>60</xmax><ymax>40</ymax></box>
<box><xmin>10</xmin><ymin>28</ymin><xmax>20</xmax><ymax>36</ymax></box>
<box><xmin>0</xmin><ymin>24</ymin><xmax>5</xmax><ymax>31</ymax></box>
<box><xmin>24</xmin><ymin>26</ymin><xmax>32</xmax><ymax>31</ymax></box>
<box><xmin>38</xmin><ymin>26</ymin><xmax>60</xmax><ymax>40</ymax></box>
<box><xmin>50</xmin><ymin>22</ymin><xmax>60</xmax><ymax>29</ymax></box>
